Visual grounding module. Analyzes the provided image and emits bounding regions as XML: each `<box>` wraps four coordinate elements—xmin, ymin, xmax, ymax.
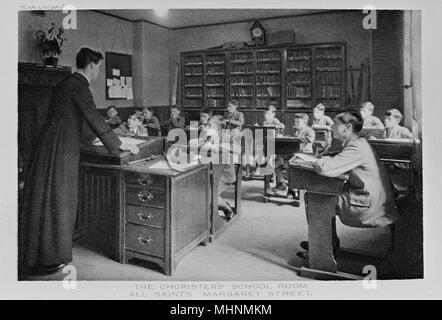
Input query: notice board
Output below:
<box><xmin>105</xmin><ymin>51</ymin><xmax>133</xmax><ymax>100</ymax></box>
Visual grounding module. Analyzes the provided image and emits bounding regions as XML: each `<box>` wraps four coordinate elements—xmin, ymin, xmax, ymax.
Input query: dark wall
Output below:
<box><xmin>371</xmin><ymin>11</ymin><xmax>404</xmax><ymax>118</ymax></box>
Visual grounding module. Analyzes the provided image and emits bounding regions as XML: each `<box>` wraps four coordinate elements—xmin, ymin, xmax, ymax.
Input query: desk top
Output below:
<box><xmin>81</xmin><ymin>157</ymin><xmax>206</xmax><ymax>177</ymax></box>
<box><xmin>289</xmin><ymin>163</ymin><xmax>347</xmax><ymax>195</ymax></box>
<box><xmin>368</xmin><ymin>138</ymin><xmax>419</xmax><ymax>162</ymax></box>
<box><xmin>275</xmin><ymin>136</ymin><xmax>302</xmax><ymax>141</ymax></box>
<box><xmin>80</xmin><ymin>136</ymin><xmax>164</xmax><ymax>165</ymax></box>
<box><xmin>312</xmin><ymin>126</ymin><xmax>332</xmax><ymax>131</ymax></box>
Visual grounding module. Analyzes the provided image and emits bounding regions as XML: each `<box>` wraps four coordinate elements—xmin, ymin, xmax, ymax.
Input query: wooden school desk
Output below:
<box><xmin>209</xmin><ymin>158</ymin><xmax>242</xmax><ymax>242</ymax></box>
<box><xmin>242</xmin><ymin>125</ymin><xmax>277</xmax><ymax>180</ymax></box>
<box><xmin>360</xmin><ymin>128</ymin><xmax>384</xmax><ymax>139</ymax></box>
<box><xmin>369</xmin><ymin>138</ymin><xmax>423</xmax><ymax>278</ymax></box>
<box><xmin>312</xmin><ymin>126</ymin><xmax>332</xmax><ymax>154</ymax></box>
<box><xmin>288</xmin><ymin>164</ymin><xmax>362</xmax><ymax>280</ymax></box>
<box><xmin>263</xmin><ymin>136</ymin><xmax>301</xmax><ymax>202</ymax></box>
<box><xmin>369</xmin><ymin>138</ymin><xmax>420</xmax><ymax>196</ymax></box>
<box><xmin>78</xmin><ymin>137</ymin><xmax>210</xmax><ymax>276</ymax></box>
<box><xmin>166</xmin><ymin>140</ymin><xmax>242</xmax><ymax>242</ymax></box>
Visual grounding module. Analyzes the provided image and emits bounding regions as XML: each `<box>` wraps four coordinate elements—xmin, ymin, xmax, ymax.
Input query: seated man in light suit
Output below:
<box><xmin>296</xmin><ymin>111</ymin><xmax>397</xmax><ymax>254</ymax></box>
<box><xmin>114</xmin><ymin>110</ymin><xmax>148</xmax><ymax>137</ymax></box>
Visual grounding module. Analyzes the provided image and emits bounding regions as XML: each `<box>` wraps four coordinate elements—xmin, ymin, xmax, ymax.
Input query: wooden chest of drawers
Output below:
<box><xmin>122</xmin><ymin>163</ymin><xmax>210</xmax><ymax>276</ymax></box>
<box><xmin>78</xmin><ymin>160</ymin><xmax>210</xmax><ymax>276</ymax></box>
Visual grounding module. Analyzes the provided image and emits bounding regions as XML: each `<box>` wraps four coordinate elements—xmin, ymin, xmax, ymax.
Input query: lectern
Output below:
<box><xmin>77</xmin><ymin>136</ymin><xmax>210</xmax><ymax>275</ymax></box>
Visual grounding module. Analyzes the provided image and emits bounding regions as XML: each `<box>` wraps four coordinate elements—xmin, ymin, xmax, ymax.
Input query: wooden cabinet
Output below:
<box><xmin>181</xmin><ymin>42</ymin><xmax>346</xmax><ymax>113</ymax></box>
<box><xmin>255</xmin><ymin>49</ymin><xmax>282</xmax><ymax>107</ymax></box>
<box><xmin>229</xmin><ymin>51</ymin><xmax>255</xmax><ymax>108</ymax></box>
<box><xmin>122</xmin><ymin>165</ymin><xmax>210</xmax><ymax>275</ymax></box>
<box><xmin>17</xmin><ymin>63</ymin><xmax>76</xmax><ymax>231</ymax></box>
<box><xmin>78</xmin><ymin>157</ymin><xmax>210</xmax><ymax>276</ymax></box>
<box><xmin>205</xmin><ymin>53</ymin><xmax>227</xmax><ymax>108</ymax></box>
<box><xmin>18</xmin><ymin>63</ymin><xmax>72</xmax><ymax>190</ymax></box>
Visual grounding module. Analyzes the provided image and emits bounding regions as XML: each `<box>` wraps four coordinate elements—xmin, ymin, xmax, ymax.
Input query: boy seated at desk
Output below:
<box><xmin>263</xmin><ymin>109</ymin><xmax>285</xmax><ymax>131</ymax></box>
<box><xmin>311</xmin><ymin>103</ymin><xmax>334</xmax><ymax>128</ymax></box>
<box><xmin>199</xmin><ymin>108</ymin><xmax>212</xmax><ymax>131</ymax></box>
<box><xmin>114</xmin><ymin>110</ymin><xmax>148</xmax><ymax>137</ymax></box>
<box><xmin>382</xmin><ymin>109</ymin><xmax>414</xmax><ymax>139</ymax></box>
<box><xmin>142</xmin><ymin>107</ymin><xmax>161</xmax><ymax>136</ymax></box>
<box><xmin>166</xmin><ymin>106</ymin><xmax>185</xmax><ymax>131</ymax></box>
<box><xmin>104</xmin><ymin>106</ymin><xmax>122</xmax><ymax>129</ymax></box>
<box><xmin>273</xmin><ymin>113</ymin><xmax>315</xmax><ymax>192</ymax></box>
<box><xmin>267</xmin><ymin>103</ymin><xmax>277</xmax><ymax>115</ymax></box>
<box><xmin>360</xmin><ymin>101</ymin><xmax>384</xmax><ymax>129</ymax></box>
<box><xmin>196</xmin><ymin>116</ymin><xmax>241</xmax><ymax>221</ymax></box>
<box><xmin>223</xmin><ymin>100</ymin><xmax>244</xmax><ymax>137</ymax></box>
<box><xmin>294</xmin><ymin>111</ymin><xmax>397</xmax><ymax>253</ymax></box>
<box><xmin>249</xmin><ymin>110</ymin><xmax>285</xmax><ymax>179</ymax></box>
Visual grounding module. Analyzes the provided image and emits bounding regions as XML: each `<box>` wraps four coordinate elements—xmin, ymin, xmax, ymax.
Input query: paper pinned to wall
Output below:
<box><xmin>126</xmin><ymin>77</ymin><xmax>132</xmax><ymax>87</ymax></box>
<box><xmin>113</xmin><ymin>78</ymin><xmax>120</xmax><ymax>86</ymax></box>
<box><xmin>108</xmin><ymin>85</ymin><xmax>118</xmax><ymax>98</ymax></box>
<box><xmin>106</xmin><ymin>79</ymin><xmax>113</xmax><ymax>87</ymax></box>
<box><xmin>112</xmin><ymin>68</ymin><xmax>120</xmax><ymax>76</ymax></box>
<box><xmin>109</xmin><ymin>85</ymin><xmax>124</xmax><ymax>98</ymax></box>
<box><xmin>120</xmin><ymin>76</ymin><xmax>125</xmax><ymax>86</ymax></box>
<box><xmin>121</xmin><ymin>85</ymin><xmax>127</xmax><ymax>98</ymax></box>
<box><xmin>126</xmin><ymin>87</ymin><xmax>133</xmax><ymax>100</ymax></box>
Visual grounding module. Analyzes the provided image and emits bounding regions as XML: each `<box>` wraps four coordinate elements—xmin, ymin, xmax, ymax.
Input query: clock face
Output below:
<box><xmin>252</xmin><ymin>27</ymin><xmax>263</xmax><ymax>38</ymax></box>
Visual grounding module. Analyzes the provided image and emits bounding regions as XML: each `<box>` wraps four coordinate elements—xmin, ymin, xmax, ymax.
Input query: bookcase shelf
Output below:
<box><xmin>181</xmin><ymin>42</ymin><xmax>345</xmax><ymax>111</ymax></box>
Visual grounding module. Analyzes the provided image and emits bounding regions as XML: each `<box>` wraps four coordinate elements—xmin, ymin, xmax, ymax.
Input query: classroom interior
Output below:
<box><xmin>18</xmin><ymin>9</ymin><xmax>423</xmax><ymax>281</ymax></box>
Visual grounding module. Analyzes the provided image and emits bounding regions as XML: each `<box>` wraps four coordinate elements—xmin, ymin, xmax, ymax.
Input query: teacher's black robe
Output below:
<box><xmin>19</xmin><ymin>72</ymin><xmax>122</xmax><ymax>272</ymax></box>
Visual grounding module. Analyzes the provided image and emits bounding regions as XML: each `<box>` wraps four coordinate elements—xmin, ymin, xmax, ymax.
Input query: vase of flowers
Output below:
<box><xmin>36</xmin><ymin>22</ymin><xmax>67</xmax><ymax>66</ymax></box>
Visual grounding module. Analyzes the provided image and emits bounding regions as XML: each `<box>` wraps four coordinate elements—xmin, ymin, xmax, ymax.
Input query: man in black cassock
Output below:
<box><xmin>18</xmin><ymin>48</ymin><xmax>138</xmax><ymax>275</ymax></box>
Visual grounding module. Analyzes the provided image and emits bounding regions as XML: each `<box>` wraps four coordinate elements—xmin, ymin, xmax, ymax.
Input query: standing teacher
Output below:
<box><xmin>19</xmin><ymin>47</ymin><xmax>138</xmax><ymax>275</ymax></box>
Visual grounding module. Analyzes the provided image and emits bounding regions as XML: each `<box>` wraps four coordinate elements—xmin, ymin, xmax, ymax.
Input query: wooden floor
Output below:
<box><xmin>21</xmin><ymin>179</ymin><xmax>391</xmax><ymax>281</ymax></box>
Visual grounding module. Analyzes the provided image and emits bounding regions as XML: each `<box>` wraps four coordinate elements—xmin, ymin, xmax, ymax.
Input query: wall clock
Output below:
<box><xmin>250</xmin><ymin>21</ymin><xmax>266</xmax><ymax>46</ymax></box>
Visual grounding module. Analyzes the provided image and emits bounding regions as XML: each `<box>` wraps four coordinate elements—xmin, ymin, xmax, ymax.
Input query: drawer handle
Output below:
<box><xmin>137</xmin><ymin>176</ymin><xmax>153</xmax><ymax>186</ymax></box>
<box><xmin>137</xmin><ymin>211</ymin><xmax>154</xmax><ymax>221</ymax></box>
<box><xmin>137</xmin><ymin>191</ymin><xmax>154</xmax><ymax>202</ymax></box>
<box><xmin>137</xmin><ymin>234</ymin><xmax>153</xmax><ymax>245</ymax></box>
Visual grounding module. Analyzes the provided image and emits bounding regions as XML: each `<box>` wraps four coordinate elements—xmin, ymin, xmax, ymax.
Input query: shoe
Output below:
<box><xmin>288</xmin><ymin>189</ymin><xmax>299</xmax><ymax>199</ymax></box>
<box><xmin>299</xmin><ymin>240</ymin><xmax>341</xmax><ymax>252</ymax></box>
<box><xmin>272</xmin><ymin>182</ymin><xmax>288</xmax><ymax>192</ymax></box>
<box><xmin>300</xmin><ymin>240</ymin><xmax>309</xmax><ymax>251</ymax></box>
<box><xmin>296</xmin><ymin>251</ymin><xmax>308</xmax><ymax>260</ymax></box>
<box><xmin>222</xmin><ymin>202</ymin><xmax>235</xmax><ymax>221</ymax></box>
<box><xmin>30</xmin><ymin>263</ymin><xmax>67</xmax><ymax>275</ymax></box>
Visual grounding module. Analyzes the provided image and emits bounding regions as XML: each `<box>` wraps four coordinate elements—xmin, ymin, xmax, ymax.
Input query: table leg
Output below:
<box><xmin>305</xmin><ymin>192</ymin><xmax>338</xmax><ymax>273</ymax></box>
<box><xmin>235</xmin><ymin>164</ymin><xmax>242</xmax><ymax>215</ymax></box>
<box><xmin>264</xmin><ymin>174</ymin><xmax>270</xmax><ymax>194</ymax></box>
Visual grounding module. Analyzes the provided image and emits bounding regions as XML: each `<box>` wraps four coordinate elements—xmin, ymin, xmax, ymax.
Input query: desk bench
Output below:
<box><xmin>288</xmin><ymin>164</ymin><xmax>365</xmax><ymax>280</ymax></box>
